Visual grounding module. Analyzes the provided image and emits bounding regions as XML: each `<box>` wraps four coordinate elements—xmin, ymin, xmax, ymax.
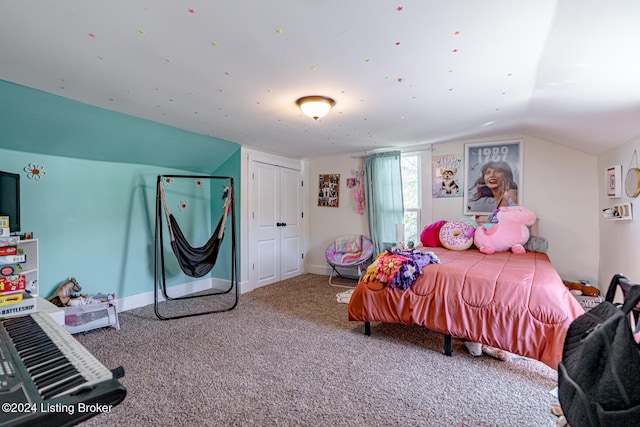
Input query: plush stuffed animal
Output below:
<box><xmin>474</xmin><ymin>206</ymin><xmax>536</xmax><ymax>254</ymax></box>
<box><xmin>48</xmin><ymin>277</ymin><xmax>82</xmax><ymax>307</ymax></box>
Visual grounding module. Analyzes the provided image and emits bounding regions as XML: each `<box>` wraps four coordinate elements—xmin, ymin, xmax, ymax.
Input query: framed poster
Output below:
<box><xmin>432</xmin><ymin>153</ymin><xmax>463</xmax><ymax>198</ymax></box>
<box><xmin>606</xmin><ymin>165</ymin><xmax>622</xmax><ymax>198</ymax></box>
<box><xmin>464</xmin><ymin>140</ymin><xmax>523</xmax><ymax>215</ymax></box>
<box><xmin>318</xmin><ymin>174</ymin><xmax>340</xmax><ymax>207</ymax></box>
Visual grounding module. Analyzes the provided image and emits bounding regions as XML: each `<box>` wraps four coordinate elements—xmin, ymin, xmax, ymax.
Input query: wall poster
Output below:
<box><xmin>318</xmin><ymin>174</ymin><xmax>340</xmax><ymax>207</ymax></box>
<box><xmin>432</xmin><ymin>153</ymin><xmax>463</xmax><ymax>198</ymax></box>
<box><xmin>464</xmin><ymin>140</ymin><xmax>522</xmax><ymax>215</ymax></box>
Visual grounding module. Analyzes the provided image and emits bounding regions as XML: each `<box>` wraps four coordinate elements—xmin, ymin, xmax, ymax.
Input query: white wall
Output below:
<box><xmin>597</xmin><ymin>135</ymin><xmax>640</xmax><ymax>289</ymax></box>
<box><xmin>306</xmin><ymin>154</ymin><xmax>370</xmax><ymax>274</ymax></box>
<box><xmin>306</xmin><ymin>134</ymin><xmax>600</xmax><ymax>287</ymax></box>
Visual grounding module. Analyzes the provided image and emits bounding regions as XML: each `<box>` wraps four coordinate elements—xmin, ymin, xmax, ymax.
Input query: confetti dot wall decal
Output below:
<box><xmin>139</xmin><ymin>29</ymin><xmax>145</xmax><ymax>34</ymax></box>
<box><xmin>88</xmin><ymin>33</ymin><xmax>95</xmax><ymax>37</ymax></box>
<box><xmin>275</xmin><ymin>29</ymin><xmax>282</xmax><ymax>33</ymax></box>
<box><xmin>188</xmin><ymin>9</ymin><xmax>195</xmax><ymax>13</ymax></box>
<box><xmin>211</xmin><ymin>42</ymin><xmax>218</xmax><ymax>46</ymax></box>
<box><xmin>397</xmin><ymin>6</ymin><xmax>404</xmax><ymax>11</ymax></box>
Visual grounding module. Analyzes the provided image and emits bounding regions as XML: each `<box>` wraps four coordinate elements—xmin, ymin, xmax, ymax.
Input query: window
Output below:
<box><xmin>401</xmin><ymin>152</ymin><xmax>421</xmax><ymax>244</ymax></box>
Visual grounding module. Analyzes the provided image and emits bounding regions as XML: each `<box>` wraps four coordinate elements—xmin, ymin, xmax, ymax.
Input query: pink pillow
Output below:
<box><xmin>420</xmin><ymin>220</ymin><xmax>447</xmax><ymax>247</ymax></box>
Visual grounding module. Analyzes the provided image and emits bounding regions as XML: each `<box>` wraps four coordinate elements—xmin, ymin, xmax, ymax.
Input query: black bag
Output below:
<box><xmin>558</xmin><ymin>278</ymin><xmax>640</xmax><ymax>427</ymax></box>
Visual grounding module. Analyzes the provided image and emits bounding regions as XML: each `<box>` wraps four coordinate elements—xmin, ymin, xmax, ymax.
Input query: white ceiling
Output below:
<box><xmin>1</xmin><ymin>0</ymin><xmax>640</xmax><ymax>159</ymax></box>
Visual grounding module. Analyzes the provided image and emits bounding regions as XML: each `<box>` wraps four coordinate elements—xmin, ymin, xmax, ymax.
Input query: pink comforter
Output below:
<box><xmin>348</xmin><ymin>247</ymin><xmax>585</xmax><ymax>369</ymax></box>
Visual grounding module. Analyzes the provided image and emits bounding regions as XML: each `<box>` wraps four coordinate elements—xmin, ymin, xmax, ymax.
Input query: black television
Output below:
<box><xmin>0</xmin><ymin>171</ymin><xmax>20</xmax><ymax>233</ymax></box>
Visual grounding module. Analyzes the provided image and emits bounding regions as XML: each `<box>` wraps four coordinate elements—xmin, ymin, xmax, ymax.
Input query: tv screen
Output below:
<box><xmin>0</xmin><ymin>171</ymin><xmax>20</xmax><ymax>233</ymax></box>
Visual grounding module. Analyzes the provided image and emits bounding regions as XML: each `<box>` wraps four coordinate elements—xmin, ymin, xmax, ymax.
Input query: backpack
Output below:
<box><xmin>558</xmin><ymin>275</ymin><xmax>640</xmax><ymax>427</ymax></box>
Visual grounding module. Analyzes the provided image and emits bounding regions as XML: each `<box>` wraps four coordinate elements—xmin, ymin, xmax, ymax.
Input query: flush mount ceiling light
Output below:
<box><xmin>296</xmin><ymin>96</ymin><xmax>335</xmax><ymax>120</ymax></box>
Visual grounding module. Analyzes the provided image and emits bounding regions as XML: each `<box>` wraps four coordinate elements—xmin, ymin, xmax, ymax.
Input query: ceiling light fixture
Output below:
<box><xmin>296</xmin><ymin>96</ymin><xmax>335</xmax><ymax>120</ymax></box>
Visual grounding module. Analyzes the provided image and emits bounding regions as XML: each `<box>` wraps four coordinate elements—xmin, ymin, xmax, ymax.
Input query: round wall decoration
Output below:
<box><xmin>625</xmin><ymin>167</ymin><xmax>640</xmax><ymax>198</ymax></box>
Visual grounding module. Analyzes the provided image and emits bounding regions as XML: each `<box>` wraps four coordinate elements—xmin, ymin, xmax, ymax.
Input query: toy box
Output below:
<box><xmin>63</xmin><ymin>302</ymin><xmax>120</xmax><ymax>334</ymax></box>
<box><xmin>0</xmin><ymin>292</ymin><xmax>23</xmax><ymax>306</ymax></box>
<box><xmin>0</xmin><ymin>236</ymin><xmax>19</xmax><ymax>247</ymax></box>
<box><xmin>0</xmin><ymin>294</ymin><xmax>36</xmax><ymax>317</ymax></box>
<box><xmin>0</xmin><ymin>274</ymin><xmax>26</xmax><ymax>294</ymax></box>
<box><xmin>0</xmin><ymin>246</ymin><xmax>17</xmax><ymax>256</ymax></box>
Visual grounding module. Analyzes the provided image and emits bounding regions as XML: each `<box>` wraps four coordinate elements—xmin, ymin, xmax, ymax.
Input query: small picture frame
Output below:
<box><xmin>606</xmin><ymin>165</ymin><xmax>622</xmax><ymax>198</ymax></box>
<box><xmin>318</xmin><ymin>174</ymin><xmax>340</xmax><ymax>207</ymax></box>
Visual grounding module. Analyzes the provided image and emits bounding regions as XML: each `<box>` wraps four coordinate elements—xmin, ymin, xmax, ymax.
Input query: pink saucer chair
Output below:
<box><xmin>325</xmin><ymin>234</ymin><xmax>374</xmax><ymax>288</ymax></box>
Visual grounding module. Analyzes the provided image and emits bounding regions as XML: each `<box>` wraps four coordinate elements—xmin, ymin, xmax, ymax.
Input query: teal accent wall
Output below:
<box><xmin>209</xmin><ymin>149</ymin><xmax>241</xmax><ymax>281</ymax></box>
<box><xmin>0</xmin><ymin>81</ymin><xmax>242</xmax><ymax>300</ymax></box>
<box><xmin>0</xmin><ymin>80</ymin><xmax>239</xmax><ymax>173</ymax></box>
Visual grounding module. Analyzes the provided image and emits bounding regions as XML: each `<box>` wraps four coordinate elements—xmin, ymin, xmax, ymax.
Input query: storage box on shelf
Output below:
<box><xmin>15</xmin><ymin>239</ymin><xmax>38</xmax><ymax>296</ymax></box>
<box><xmin>0</xmin><ymin>235</ymin><xmax>30</xmax><ymax>310</ymax></box>
<box><xmin>0</xmin><ymin>238</ymin><xmax>64</xmax><ymax>324</ymax></box>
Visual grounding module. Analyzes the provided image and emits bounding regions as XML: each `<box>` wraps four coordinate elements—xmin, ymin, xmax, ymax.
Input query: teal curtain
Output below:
<box><xmin>364</xmin><ymin>151</ymin><xmax>404</xmax><ymax>254</ymax></box>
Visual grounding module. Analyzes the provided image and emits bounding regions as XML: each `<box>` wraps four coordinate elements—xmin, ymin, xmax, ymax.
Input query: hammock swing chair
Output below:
<box><xmin>154</xmin><ymin>174</ymin><xmax>238</xmax><ymax>320</ymax></box>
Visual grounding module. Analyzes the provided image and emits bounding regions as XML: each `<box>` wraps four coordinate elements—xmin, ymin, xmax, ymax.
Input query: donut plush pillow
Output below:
<box><xmin>420</xmin><ymin>220</ymin><xmax>447</xmax><ymax>247</ymax></box>
<box><xmin>439</xmin><ymin>220</ymin><xmax>475</xmax><ymax>250</ymax></box>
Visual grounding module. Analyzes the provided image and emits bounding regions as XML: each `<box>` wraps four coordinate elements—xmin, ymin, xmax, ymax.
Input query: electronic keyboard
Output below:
<box><xmin>0</xmin><ymin>312</ymin><xmax>126</xmax><ymax>427</ymax></box>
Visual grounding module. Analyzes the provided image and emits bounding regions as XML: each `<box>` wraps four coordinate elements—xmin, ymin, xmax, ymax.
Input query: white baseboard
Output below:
<box><xmin>306</xmin><ymin>264</ymin><xmax>332</xmax><ymax>276</ymax></box>
<box><xmin>115</xmin><ymin>277</ymin><xmax>248</xmax><ymax>313</ymax></box>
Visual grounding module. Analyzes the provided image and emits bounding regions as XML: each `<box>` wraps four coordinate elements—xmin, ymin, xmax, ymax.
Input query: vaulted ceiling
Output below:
<box><xmin>1</xmin><ymin>0</ymin><xmax>639</xmax><ymax>159</ymax></box>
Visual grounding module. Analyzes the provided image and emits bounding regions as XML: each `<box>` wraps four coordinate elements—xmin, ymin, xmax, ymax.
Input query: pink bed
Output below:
<box><xmin>347</xmin><ymin>246</ymin><xmax>585</xmax><ymax>369</ymax></box>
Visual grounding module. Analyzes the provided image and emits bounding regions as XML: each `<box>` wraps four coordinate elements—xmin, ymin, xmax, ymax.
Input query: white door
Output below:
<box><xmin>279</xmin><ymin>167</ymin><xmax>302</xmax><ymax>280</ymax></box>
<box><xmin>250</xmin><ymin>161</ymin><xmax>302</xmax><ymax>288</ymax></box>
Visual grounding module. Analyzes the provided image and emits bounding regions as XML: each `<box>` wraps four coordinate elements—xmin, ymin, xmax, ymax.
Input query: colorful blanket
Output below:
<box><xmin>362</xmin><ymin>249</ymin><xmax>440</xmax><ymax>290</ymax></box>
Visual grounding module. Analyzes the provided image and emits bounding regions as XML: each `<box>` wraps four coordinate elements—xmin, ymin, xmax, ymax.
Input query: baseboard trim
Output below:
<box><xmin>307</xmin><ymin>264</ymin><xmax>332</xmax><ymax>276</ymax></box>
<box><xmin>115</xmin><ymin>277</ymin><xmax>249</xmax><ymax>313</ymax></box>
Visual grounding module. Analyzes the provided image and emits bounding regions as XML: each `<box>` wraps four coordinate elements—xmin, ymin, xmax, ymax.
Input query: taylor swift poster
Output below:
<box><xmin>464</xmin><ymin>140</ymin><xmax>522</xmax><ymax>215</ymax></box>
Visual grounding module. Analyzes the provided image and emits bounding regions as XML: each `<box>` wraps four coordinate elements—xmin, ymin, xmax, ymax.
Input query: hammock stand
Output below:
<box><xmin>154</xmin><ymin>174</ymin><xmax>238</xmax><ymax>320</ymax></box>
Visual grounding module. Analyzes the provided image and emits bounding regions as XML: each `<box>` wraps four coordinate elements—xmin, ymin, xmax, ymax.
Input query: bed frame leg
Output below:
<box><xmin>364</xmin><ymin>322</ymin><xmax>371</xmax><ymax>336</ymax></box>
<box><xmin>443</xmin><ymin>334</ymin><xmax>452</xmax><ymax>356</ymax></box>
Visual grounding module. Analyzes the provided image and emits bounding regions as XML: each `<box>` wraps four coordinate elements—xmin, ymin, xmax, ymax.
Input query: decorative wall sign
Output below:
<box><xmin>606</xmin><ymin>165</ymin><xmax>622</xmax><ymax>198</ymax></box>
<box><xmin>464</xmin><ymin>140</ymin><xmax>522</xmax><ymax>215</ymax></box>
<box><xmin>318</xmin><ymin>174</ymin><xmax>340</xmax><ymax>207</ymax></box>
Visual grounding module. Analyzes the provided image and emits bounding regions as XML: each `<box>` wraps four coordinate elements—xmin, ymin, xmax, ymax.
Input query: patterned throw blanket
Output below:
<box><xmin>362</xmin><ymin>249</ymin><xmax>440</xmax><ymax>290</ymax></box>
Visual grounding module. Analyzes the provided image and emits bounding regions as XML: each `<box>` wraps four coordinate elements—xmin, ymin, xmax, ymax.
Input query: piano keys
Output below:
<box><xmin>0</xmin><ymin>312</ymin><xmax>126</xmax><ymax>426</ymax></box>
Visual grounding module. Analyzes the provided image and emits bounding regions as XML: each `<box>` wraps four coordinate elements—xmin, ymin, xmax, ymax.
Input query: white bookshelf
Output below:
<box><xmin>17</xmin><ymin>239</ymin><xmax>39</xmax><ymax>296</ymax></box>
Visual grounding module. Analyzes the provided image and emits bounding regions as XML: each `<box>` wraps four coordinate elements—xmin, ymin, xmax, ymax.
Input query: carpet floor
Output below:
<box><xmin>74</xmin><ymin>274</ymin><xmax>560</xmax><ymax>426</ymax></box>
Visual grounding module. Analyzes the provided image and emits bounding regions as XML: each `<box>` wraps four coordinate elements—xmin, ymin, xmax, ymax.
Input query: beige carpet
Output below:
<box><xmin>74</xmin><ymin>274</ymin><xmax>560</xmax><ymax>426</ymax></box>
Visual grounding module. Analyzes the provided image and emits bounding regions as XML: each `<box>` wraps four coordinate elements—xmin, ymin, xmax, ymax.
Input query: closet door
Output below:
<box><xmin>253</xmin><ymin>162</ymin><xmax>280</xmax><ymax>287</ymax></box>
<box><xmin>279</xmin><ymin>167</ymin><xmax>302</xmax><ymax>281</ymax></box>
<box><xmin>251</xmin><ymin>161</ymin><xmax>302</xmax><ymax>288</ymax></box>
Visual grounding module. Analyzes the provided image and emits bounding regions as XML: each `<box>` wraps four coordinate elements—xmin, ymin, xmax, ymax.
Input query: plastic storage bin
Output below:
<box><xmin>63</xmin><ymin>302</ymin><xmax>120</xmax><ymax>334</ymax></box>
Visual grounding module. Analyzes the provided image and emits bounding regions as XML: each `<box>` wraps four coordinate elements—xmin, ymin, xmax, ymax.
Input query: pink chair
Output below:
<box><xmin>325</xmin><ymin>235</ymin><xmax>374</xmax><ymax>288</ymax></box>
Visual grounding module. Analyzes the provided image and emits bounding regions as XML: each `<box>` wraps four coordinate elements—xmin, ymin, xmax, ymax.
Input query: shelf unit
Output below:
<box><xmin>602</xmin><ymin>203</ymin><xmax>632</xmax><ymax>221</ymax></box>
<box><xmin>17</xmin><ymin>239</ymin><xmax>38</xmax><ymax>296</ymax></box>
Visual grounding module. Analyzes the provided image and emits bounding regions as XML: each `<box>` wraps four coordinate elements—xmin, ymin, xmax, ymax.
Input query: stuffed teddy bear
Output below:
<box><xmin>474</xmin><ymin>206</ymin><xmax>537</xmax><ymax>254</ymax></box>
